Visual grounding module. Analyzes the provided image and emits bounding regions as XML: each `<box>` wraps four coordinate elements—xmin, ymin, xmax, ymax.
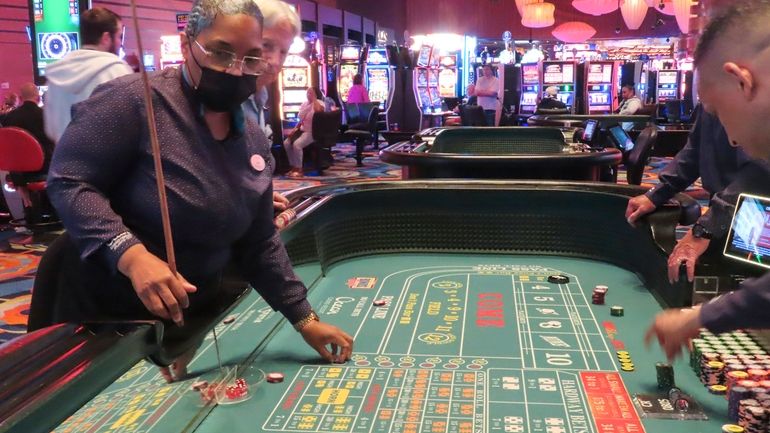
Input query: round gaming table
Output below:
<box><xmin>379</xmin><ymin>127</ymin><xmax>621</xmax><ymax>180</ymax></box>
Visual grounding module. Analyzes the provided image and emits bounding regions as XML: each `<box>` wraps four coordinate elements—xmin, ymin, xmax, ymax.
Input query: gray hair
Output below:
<box><xmin>185</xmin><ymin>0</ymin><xmax>264</xmax><ymax>39</ymax></box>
<box><xmin>253</xmin><ymin>0</ymin><xmax>301</xmax><ymax>37</ymax></box>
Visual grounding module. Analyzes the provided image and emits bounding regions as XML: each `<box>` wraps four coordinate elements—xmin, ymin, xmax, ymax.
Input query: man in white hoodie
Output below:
<box><xmin>44</xmin><ymin>7</ymin><xmax>133</xmax><ymax>143</ymax></box>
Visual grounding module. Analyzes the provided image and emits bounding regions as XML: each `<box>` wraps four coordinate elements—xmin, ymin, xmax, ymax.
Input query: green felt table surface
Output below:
<box><xmin>56</xmin><ymin>254</ymin><xmax>733</xmax><ymax>433</ymax></box>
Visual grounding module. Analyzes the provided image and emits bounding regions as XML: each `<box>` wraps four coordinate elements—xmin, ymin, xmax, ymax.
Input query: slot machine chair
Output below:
<box><xmin>459</xmin><ymin>105</ymin><xmax>487</xmax><ymax>126</ymax></box>
<box><xmin>305</xmin><ymin>110</ymin><xmax>342</xmax><ymax>175</ymax></box>
<box><xmin>343</xmin><ymin>105</ymin><xmax>381</xmax><ymax>166</ymax></box>
<box><xmin>0</xmin><ymin>127</ymin><xmax>59</xmax><ymax>233</ymax></box>
<box><xmin>625</xmin><ymin>126</ymin><xmax>658</xmax><ymax>186</ymax></box>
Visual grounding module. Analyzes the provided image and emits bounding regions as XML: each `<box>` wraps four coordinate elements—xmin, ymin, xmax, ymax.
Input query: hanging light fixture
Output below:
<box><xmin>672</xmin><ymin>0</ymin><xmax>696</xmax><ymax>34</ymax></box>
<box><xmin>552</xmin><ymin>21</ymin><xmax>597</xmax><ymax>43</ymax></box>
<box><xmin>522</xmin><ymin>1</ymin><xmax>555</xmax><ymax>28</ymax></box>
<box><xmin>621</xmin><ymin>0</ymin><xmax>649</xmax><ymax>30</ymax></box>
<box><xmin>572</xmin><ymin>0</ymin><xmax>618</xmax><ymax>16</ymax></box>
<box><xmin>644</xmin><ymin>0</ymin><xmax>676</xmax><ymax>15</ymax></box>
<box><xmin>515</xmin><ymin>0</ymin><xmax>540</xmax><ymax>16</ymax></box>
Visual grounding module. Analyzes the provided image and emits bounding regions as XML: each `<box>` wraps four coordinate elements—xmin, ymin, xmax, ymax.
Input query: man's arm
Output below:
<box><xmin>700</xmin><ymin>272</ymin><xmax>770</xmax><ymax>333</ymax></box>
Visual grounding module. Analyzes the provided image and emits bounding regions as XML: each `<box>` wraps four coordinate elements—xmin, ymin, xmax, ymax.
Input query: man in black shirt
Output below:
<box><xmin>1</xmin><ymin>83</ymin><xmax>54</xmax><ymax>207</ymax></box>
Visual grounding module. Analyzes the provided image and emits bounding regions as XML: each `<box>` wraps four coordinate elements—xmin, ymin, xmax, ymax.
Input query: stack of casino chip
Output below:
<box><xmin>737</xmin><ymin>400</ymin><xmax>769</xmax><ymax>433</ymax></box>
<box><xmin>617</xmin><ymin>351</ymin><xmax>634</xmax><ymax>371</ymax></box>
<box><xmin>691</xmin><ymin>330</ymin><xmax>770</xmax><ymax>387</ymax></box>
<box><xmin>702</xmin><ymin>360</ymin><xmax>726</xmax><ymax>386</ymax></box>
<box><xmin>592</xmin><ymin>285</ymin><xmax>608</xmax><ymax>305</ymax></box>
<box><xmin>730</xmin><ymin>387</ymin><xmax>752</xmax><ymax>421</ymax></box>
<box><xmin>656</xmin><ymin>362</ymin><xmax>675</xmax><ymax>389</ymax></box>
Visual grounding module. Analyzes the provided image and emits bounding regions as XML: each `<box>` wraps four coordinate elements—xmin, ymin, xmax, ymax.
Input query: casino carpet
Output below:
<box><xmin>0</xmin><ymin>142</ymin><xmax>706</xmax><ymax>344</ymax></box>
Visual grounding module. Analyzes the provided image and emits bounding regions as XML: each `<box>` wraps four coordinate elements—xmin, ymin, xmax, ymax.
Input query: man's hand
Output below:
<box><xmin>625</xmin><ymin>194</ymin><xmax>657</xmax><ymax>226</ymax></box>
<box><xmin>667</xmin><ymin>232</ymin><xmax>711</xmax><ymax>283</ymax></box>
<box><xmin>273</xmin><ymin>191</ymin><xmax>289</xmax><ymax>212</ymax></box>
<box><xmin>118</xmin><ymin>244</ymin><xmax>197</xmax><ymax>326</ymax></box>
<box><xmin>300</xmin><ymin>321</ymin><xmax>354</xmax><ymax>363</ymax></box>
<box><xmin>645</xmin><ymin>306</ymin><xmax>702</xmax><ymax>362</ymax></box>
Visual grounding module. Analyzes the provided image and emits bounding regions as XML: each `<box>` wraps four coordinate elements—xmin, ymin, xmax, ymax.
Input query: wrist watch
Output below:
<box><xmin>293</xmin><ymin>310</ymin><xmax>320</xmax><ymax>332</ymax></box>
<box><xmin>692</xmin><ymin>223</ymin><xmax>713</xmax><ymax>240</ymax></box>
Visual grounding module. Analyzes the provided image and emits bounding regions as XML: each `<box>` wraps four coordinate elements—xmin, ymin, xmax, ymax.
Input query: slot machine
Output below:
<box><xmin>279</xmin><ymin>54</ymin><xmax>311</xmax><ymax>128</ymax></box>
<box><xmin>655</xmin><ymin>69</ymin><xmax>681</xmax><ymax>103</ymax></box>
<box><xmin>28</xmin><ymin>0</ymin><xmax>91</xmax><ymax>85</ymax></box>
<box><xmin>518</xmin><ymin>63</ymin><xmax>540</xmax><ymax>115</ymax></box>
<box><xmin>582</xmin><ymin>61</ymin><xmax>617</xmax><ymax>114</ymax></box>
<box><xmin>337</xmin><ymin>44</ymin><xmax>362</xmax><ymax>103</ymax></box>
<box><xmin>541</xmin><ymin>60</ymin><xmax>577</xmax><ymax>112</ymax></box>
<box><xmin>413</xmin><ymin>45</ymin><xmax>434</xmax><ymax>115</ymax></box>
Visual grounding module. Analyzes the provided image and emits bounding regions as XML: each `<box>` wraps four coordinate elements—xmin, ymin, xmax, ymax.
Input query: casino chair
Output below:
<box><xmin>625</xmin><ymin>125</ymin><xmax>658</xmax><ymax>186</ymax></box>
<box><xmin>459</xmin><ymin>105</ymin><xmax>487</xmax><ymax>126</ymax></box>
<box><xmin>0</xmin><ymin>127</ymin><xmax>59</xmax><ymax>233</ymax></box>
<box><xmin>305</xmin><ymin>110</ymin><xmax>342</xmax><ymax>175</ymax></box>
<box><xmin>342</xmin><ymin>105</ymin><xmax>381</xmax><ymax>166</ymax></box>
<box><xmin>534</xmin><ymin>107</ymin><xmax>570</xmax><ymax>115</ymax></box>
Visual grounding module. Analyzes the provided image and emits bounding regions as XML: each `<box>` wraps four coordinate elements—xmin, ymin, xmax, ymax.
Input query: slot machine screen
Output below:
<box><xmin>724</xmin><ymin>193</ymin><xmax>770</xmax><ymax>269</ymax></box>
<box><xmin>556</xmin><ymin>93</ymin><xmax>572</xmax><ymax>106</ymax></box>
<box><xmin>417</xmin><ymin>46</ymin><xmax>432</xmax><ymax>67</ymax></box>
<box><xmin>543</xmin><ymin>64</ymin><xmax>563</xmax><ymax>84</ymax></box>
<box><xmin>282</xmin><ymin>67</ymin><xmax>309</xmax><ymax>89</ymax></box>
<box><xmin>658</xmin><ymin>71</ymin><xmax>678</xmax><ymax>85</ymax></box>
<box><xmin>416</xmin><ymin>69</ymin><xmax>428</xmax><ymax>86</ymax></box>
<box><xmin>521</xmin><ymin>93</ymin><xmax>537</xmax><ymax>106</ymax></box>
<box><xmin>366</xmin><ymin>68</ymin><xmax>389</xmax><ymax>103</ymax></box>
<box><xmin>283</xmin><ymin>89</ymin><xmax>307</xmax><ymax>105</ymax></box>
<box><xmin>29</xmin><ymin>0</ymin><xmax>91</xmax><ymax>85</ymax></box>
<box><xmin>366</xmin><ymin>49</ymin><xmax>388</xmax><ymax>66</ymax></box>
<box><xmin>521</xmin><ymin>64</ymin><xmax>539</xmax><ymax>85</ymax></box>
<box><xmin>338</xmin><ymin>64</ymin><xmax>359</xmax><ymax>101</ymax></box>
<box><xmin>438</xmin><ymin>68</ymin><xmax>457</xmax><ymax>98</ymax></box>
<box><xmin>418</xmin><ymin>88</ymin><xmax>432</xmax><ymax>108</ymax></box>
<box><xmin>428</xmin><ymin>69</ymin><xmax>439</xmax><ymax>87</ymax></box>
<box><xmin>340</xmin><ymin>45</ymin><xmax>361</xmax><ymax>61</ymax></box>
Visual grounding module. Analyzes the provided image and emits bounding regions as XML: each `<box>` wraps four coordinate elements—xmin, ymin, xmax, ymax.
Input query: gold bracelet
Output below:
<box><xmin>293</xmin><ymin>310</ymin><xmax>320</xmax><ymax>332</ymax></box>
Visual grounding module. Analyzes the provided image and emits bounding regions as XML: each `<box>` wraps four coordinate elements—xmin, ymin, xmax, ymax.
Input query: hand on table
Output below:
<box><xmin>625</xmin><ymin>194</ymin><xmax>657</xmax><ymax>226</ymax></box>
<box><xmin>300</xmin><ymin>321</ymin><xmax>354</xmax><ymax>364</ymax></box>
<box><xmin>159</xmin><ymin>343</ymin><xmax>199</xmax><ymax>383</ymax></box>
<box><xmin>645</xmin><ymin>306</ymin><xmax>702</xmax><ymax>362</ymax></box>
<box><xmin>667</xmin><ymin>232</ymin><xmax>710</xmax><ymax>283</ymax></box>
<box><xmin>118</xmin><ymin>244</ymin><xmax>197</xmax><ymax>326</ymax></box>
<box><xmin>273</xmin><ymin>191</ymin><xmax>289</xmax><ymax>212</ymax></box>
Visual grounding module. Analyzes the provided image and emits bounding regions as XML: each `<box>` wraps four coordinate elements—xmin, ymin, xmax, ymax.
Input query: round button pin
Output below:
<box><xmin>250</xmin><ymin>154</ymin><xmax>266</xmax><ymax>172</ymax></box>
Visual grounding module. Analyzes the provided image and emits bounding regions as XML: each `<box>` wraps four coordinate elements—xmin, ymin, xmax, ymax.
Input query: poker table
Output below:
<box><xmin>379</xmin><ymin>127</ymin><xmax>622</xmax><ymax>181</ymax></box>
<box><xmin>5</xmin><ymin>180</ymin><xmax>756</xmax><ymax>433</ymax></box>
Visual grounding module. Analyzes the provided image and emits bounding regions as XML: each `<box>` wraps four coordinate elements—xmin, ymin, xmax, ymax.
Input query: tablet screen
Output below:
<box><xmin>724</xmin><ymin>193</ymin><xmax>770</xmax><ymax>269</ymax></box>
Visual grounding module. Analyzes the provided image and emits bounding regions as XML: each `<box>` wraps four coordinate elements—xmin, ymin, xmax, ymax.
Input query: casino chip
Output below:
<box><xmin>223</xmin><ymin>315</ymin><xmax>237</xmax><ymax>324</ymax></box>
<box><xmin>373</xmin><ymin>299</ymin><xmax>387</xmax><ymax>307</ymax></box>
<box><xmin>722</xmin><ymin>425</ymin><xmax>745</xmax><ymax>433</ymax></box>
<box><xmin>610</xmin><ymin>306</ymin><xmax>624</xmax><ymax>317</ymax></box>
<box><xmin>267</xmin><ymin>372</ymin><xmax>285</xmax><ymax>383</ymax></box>
<box><xmin>548</xmin><ymin>275</ymin><xmax>569</xmax><ymax>284</ymax></box>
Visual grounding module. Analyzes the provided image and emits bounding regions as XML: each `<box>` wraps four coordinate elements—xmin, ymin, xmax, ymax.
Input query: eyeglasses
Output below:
<box><xmin>193</xmin><ymin>39</ymin><xmax>267</xmax><ymax>76</ymax></box>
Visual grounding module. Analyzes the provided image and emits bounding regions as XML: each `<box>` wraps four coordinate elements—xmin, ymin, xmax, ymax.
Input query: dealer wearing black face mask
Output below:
<box><xmin>38</xmin><ymin>0</ymin><xmax>354</xmax><ymax>382</ymax></box>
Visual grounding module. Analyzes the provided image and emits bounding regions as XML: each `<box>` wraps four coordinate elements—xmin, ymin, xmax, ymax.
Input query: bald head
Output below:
<box><xmin>19</xmin><ymin>83</ymin><xmax>38</xmax><ymax>102</ymax></box>
<box><xmin>694</xmin><ymin>0</ymin><xmax>770</xmax><ymax>160</ymax></box>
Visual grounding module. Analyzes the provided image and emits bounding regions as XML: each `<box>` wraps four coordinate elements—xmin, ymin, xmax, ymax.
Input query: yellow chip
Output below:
<box><xmin>722</xmin><ymin>424</ymin><xmax>745</xmax><ymax>433</ymax></box>
<box><xmin>621</xmin><ymin>365</ymin><xmax>635</xmax><ymax>372</ymax></box>
<box><xmin>620</xmin><ymin>362</ymin><xmax>634</xmax><ymax>368</ymax></box>
<box><xmin>616</xmin><ymin>351</ymin><xmax>630</xmax><ymax>356</ymax></box>
<box><xmin>617</xmin><ymin>354</ymin><xmax>632</xmax><ymax>361</ymax></box>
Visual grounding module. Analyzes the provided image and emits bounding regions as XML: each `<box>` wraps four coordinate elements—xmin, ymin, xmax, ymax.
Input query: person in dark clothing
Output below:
<box><xmin>645</xmin><ymin>0</ymin><xmax>770</xmax><ymax>361</ymax></box>
<box><xmin>36</xmin><ymin>0</ymin><xmax>353</xmax><ymax>382</ymax></box>
<box><xmin>625</xmin><ymin>104</ymin><xmax>759</xmax><ymax>281</ymax></box>
<box><xmin>1</xmin><ymin>83</ymin><xmax>55</xmax><ymax>207</ymax></box>
<box><xmin>536</xmin><ymin>86</ymin><xmax>567</xmax><ymax>111</ymax></box>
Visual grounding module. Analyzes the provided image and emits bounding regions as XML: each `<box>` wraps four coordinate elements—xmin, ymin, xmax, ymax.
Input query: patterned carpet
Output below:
<box><xmin>0</xmin><ymin>142</ymin><xmax>704</xmax><ymax>344</ymax></box>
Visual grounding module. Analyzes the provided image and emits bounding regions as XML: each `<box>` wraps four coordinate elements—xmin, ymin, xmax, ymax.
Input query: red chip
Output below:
<box><xmin>373</xmin><ymin>299</ymin><xmax>387</xmax><ymax>307</ymax></box>
<box><xmin>267</xmin><ymin>372</ymin><xmax>285</xmax><ymax>383</ymax></box>
<box><xmin>223</xmin><ymin>315</ymin><xmax>237</xmax><ymax>324</ymax></box>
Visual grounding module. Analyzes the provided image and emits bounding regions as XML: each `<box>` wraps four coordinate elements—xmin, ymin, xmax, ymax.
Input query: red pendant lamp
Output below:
<box><xmin>621</xmin><ymin>0</ymin><xmax>649</xmax><ymax>30</ymax></box>
<box><xmin>552</xmin><ymin>21</ymin><xmax>597</xmax><ymax>43</ymax></box>
<box><xmin>572</xmin><ymin>0</ymin><xmax>618</xmax><ymax>16</ymax></box>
